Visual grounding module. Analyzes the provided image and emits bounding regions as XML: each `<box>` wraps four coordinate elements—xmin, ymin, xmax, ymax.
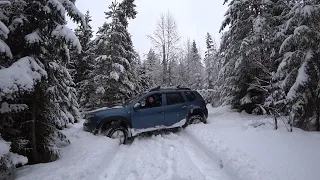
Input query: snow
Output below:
<box><xmin>110</xmin><ymin>71</ymin><xmax>120</xmax><ymax>81</ymax></box>
<box><xmin>130</xmin><ymin>118</ymin><xmax>186</xmax><ymax>137</ymax></box>
<box><xmin>0</xmin><ymin>139</ymin><xmax>10</xmax><ymax>157</ymax></box>
<box><xmin>0</xmin><ymin>39</ymin><xmax>12</xmax><ymax>58</ymax></box>
<box><xmin>0</xmin><ymin>1</ymin><xmax>10</xmax><ymax>5</ymax></box>
<box><xmin>16</xmin><ymin>106</ymin><xmax>320</xmax><ymax>180</ymax></box>
<box><xmin>0</xmin><ymin>21</ymin><xmax>9</xmax><ymax>38</ymax></box>
<box><xmin>112</xmin><ymin>63</ymin><xmax>125</xmax><ymax>73</ymax></box>
<box><xmin>48</xmin><ymin>0</ymin><xmax>65</xmax><ymax>18</ymax></box>
<box><xmin>0</xmin><ymin>102</ymin><xmax>28</xmax><ymax>113</ymax></box>
<box><xmin>0</xmin><ymin>56</ymin><xmax>47</xmax><ymax>99</ymax></box>
<box><xmin>8</xmin><ymin>152</ymin><xmax>28</xmax><ymax>166</ymax></box>
<box><xmin>253</xmin><ymin>15</ymin><xmax>265</xmax><ymax>34</ymax></box>
<box><xmin>16</xmin><ymin>120</ymin><xmax>119</xmax><ymax>180</ymax></box>
<box><xmin>287</xmin><ymin>61</ymin><xmax>309</xmax><ymax>99</ymax></box>
<box><xmin>51</xmin><ymin>25</ymin><xmax>81</xmax><ymax>53</ymax></box>
<box><xmin>0</xmin><ymin>139</ymin><xmax>27</xmax><ymax>166</ymax></box>
<box><xmin>186</xmin><ymin>105</ymin><xmax>320</xmax><ymax>180</ymax></box>
<box><xmin>301</xmin><ymin>5</ymin><xmax>314</xmax><ymax>17</ymax></box>
<box><xmin>59</xmin><ymin>0</ymin><xmax>86</xmax><ymax>27</ymax></box>
<box><xmin>25</xmin><ymin>30</ymin><xmax>42</xmax><ymax>43</ymax></box>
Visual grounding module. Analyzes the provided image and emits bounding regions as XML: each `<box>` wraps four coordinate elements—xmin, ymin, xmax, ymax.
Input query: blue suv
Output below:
<box><xmin>83</xmin><ymin>86</ymin><xmax>208</xmax><ymax>144</ymax></box>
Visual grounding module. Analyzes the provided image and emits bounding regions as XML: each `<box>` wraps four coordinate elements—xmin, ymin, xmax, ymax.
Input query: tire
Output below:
<box><xmin>104</xmin><ymin>125</ymin><xmax>128</xmax><ymax>144</ymax></box>
<box><xmin>183</xmin><ymin>114</ymin><xmax>206</xmax><ymax>128</ymax></box>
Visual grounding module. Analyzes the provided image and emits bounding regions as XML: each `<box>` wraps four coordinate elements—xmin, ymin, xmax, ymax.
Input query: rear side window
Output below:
<box><xmin>166</xmin><ymin>93</ymin><xmax>185</xmax><ymax>105</ymax></box>
<box><xmin>185</xmin><ymin>91</ymin><xmax>197</xmax><ymax>101</ymax></box>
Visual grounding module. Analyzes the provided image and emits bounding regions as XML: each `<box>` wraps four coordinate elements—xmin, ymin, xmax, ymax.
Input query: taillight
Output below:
<box><xmin>204</xmin><ymin>99</ymin><xmax>207</xmax><ymax>104</ymax></box>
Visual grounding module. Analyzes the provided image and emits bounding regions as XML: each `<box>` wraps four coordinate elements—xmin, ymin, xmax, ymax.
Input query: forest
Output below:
<box><xmin>0</xmin><ymin>0</ymin><xmax>319</xmax><ymax>172</ymax></box>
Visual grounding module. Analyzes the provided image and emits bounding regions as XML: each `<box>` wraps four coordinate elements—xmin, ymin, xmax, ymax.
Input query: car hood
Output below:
<box><xmin>86</xmin><ymin>106</ymin><xmax>127</xmax><ymax>118</ymax></box>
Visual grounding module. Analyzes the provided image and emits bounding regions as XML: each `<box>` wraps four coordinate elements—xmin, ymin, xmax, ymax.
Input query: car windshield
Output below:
<box><xmin>123</xmin><ymin>92</ymin><xmax>146</xmax><ymax>106</ymax></box>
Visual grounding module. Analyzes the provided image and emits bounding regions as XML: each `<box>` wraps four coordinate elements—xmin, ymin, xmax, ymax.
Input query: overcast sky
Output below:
<box><xmin>67</xmin><ymin>0</ymin><xmax>228</xmax><ymax>58</ymax></box>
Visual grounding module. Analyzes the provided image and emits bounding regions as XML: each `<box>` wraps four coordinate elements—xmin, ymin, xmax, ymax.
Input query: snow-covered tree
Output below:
<box><xmin>188</xmin><ymin>40</ymin><xmax>204</xmax><ymax>89</ymax></box>
<box><xmin>204</xmin><ymin>33</ymin><xmax>218</xmax><ymax>89</ymax></box>
<box><xmin>0</xmin><ymin>0</ymin><xmax>84</xmax><ymax>164</ymax></box>
<box><xmin>70</xmin><ymin>11</ymin><xmax>95</xmax><ymax>110</ymax></box>
<box><xmin>142</xmin><ymin>49</ymin><xmax>162</xmax><ymax>88</ymax></box>
<box><xmin>272</xmin><ymin>1</ymin><xmax>320</xmax><ymax>130</ymax></box>
<box><xmin>89</xmin><ymin>0</ymin><xmax>138</xmax><ymax>108</ymax></box>
<box><xmin>219</xmin><ymin>0</ymin><xmax>284</xmax><ymax>113</ymax></box>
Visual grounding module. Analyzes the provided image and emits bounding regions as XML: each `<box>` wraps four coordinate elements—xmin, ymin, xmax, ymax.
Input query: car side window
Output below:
<box><xmin>166</xmin><ymin>93</ymin><xmax>185</xmax><ymax>105</ymax></box>
<box><xmin>139</xmin><ymin>93</ymin><xmax>162</xmax><ymax>109</ymax></box>
<box><xmin>185</xmin><ymin>91</ymin><xmax>197</xmax><ymax>101</ymax></box>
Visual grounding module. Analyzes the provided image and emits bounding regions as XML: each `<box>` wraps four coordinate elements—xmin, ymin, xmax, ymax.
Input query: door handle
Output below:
<box><xmin>182</xmin><ymin>106</ymin><xmax>187</xmax><ymax>109</ymax></box>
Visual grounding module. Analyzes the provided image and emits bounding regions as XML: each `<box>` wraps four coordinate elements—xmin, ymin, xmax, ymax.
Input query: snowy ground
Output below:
<box><xmin>17</xmin><ymin>106</ymin><xmax>320</xmax><ymax>180</ymax></box>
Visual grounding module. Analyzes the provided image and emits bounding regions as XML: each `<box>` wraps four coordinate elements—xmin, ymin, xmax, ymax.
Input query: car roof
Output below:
<box><xmin>149</xmin><ymin>86</ymin><xmax>192</xmax><ymax>92</ymax></box>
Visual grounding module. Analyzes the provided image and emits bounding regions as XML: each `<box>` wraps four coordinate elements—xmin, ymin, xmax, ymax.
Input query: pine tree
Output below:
<box><xmin>272</xmin><ymin>0</ymin><xmax>320</xmax><ymax>130</ymax></box>
<box><xmin>89</xmin><ymin>0</ymin><xmax>138</xmax><ymax>108</ymax></box>
<box><xmin>70</xmin><ymin>11</ymin><xmax>95</xmax><ymax>110</ymax></box>
<box><xmin>142</xmin><ymin>49</ymin><xmax>162</xmax><ymax>88</ymax></box>
<box><xmin>0</xmin><ymin>0</ymin><xmax>85</xmax><ymax>164</ymax></box>
<box><xmin>204</xmin><ymin>33</ymin><xmax>217</xmax><ymax>89</ymax></box>
<box><xmin>188</xmin><ymin>40</ymin><xmax>204</xmax><ymax>89</ymax></box>
<box><xmin>219</xmin><ymin>0</ymin><xmax>283</xmax><ymax>113</ymax></box>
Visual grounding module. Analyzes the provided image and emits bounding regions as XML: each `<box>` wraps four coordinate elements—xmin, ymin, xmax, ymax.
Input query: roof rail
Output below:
<box><xmin>149</xmin><ymin>86</ymin><xmax>161</xmax><ymax>92</ymax></box>
<box><xmin>176</xmin><ymin>85</ymin><xmax>191</xmax><ymax>90</ymax></box>
<box><xmin>149</xmin><ymin>86</ymin><xmax>191</xmax><ymax>92</ymax></box>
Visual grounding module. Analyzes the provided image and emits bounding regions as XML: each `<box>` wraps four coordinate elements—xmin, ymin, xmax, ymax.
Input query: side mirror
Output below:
<box><xmin>133</xmin><ymin>103</ymin><xmax>141</xmax><ymax>109</ymax></box>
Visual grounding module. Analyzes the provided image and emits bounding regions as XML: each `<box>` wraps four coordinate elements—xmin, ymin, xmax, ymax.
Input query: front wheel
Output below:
<box><xmin>104</xmin><ymin>125</ymin><xmax>128</xmax><ymax>144</ymax></box>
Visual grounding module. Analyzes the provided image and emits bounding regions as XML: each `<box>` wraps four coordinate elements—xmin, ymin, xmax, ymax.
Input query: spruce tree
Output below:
<box><xmin>0</xmin><ymin>0</ymin><xmax>85</xmax><ymax>164</ymax></box>
<box><xmin>189</xmin><ymin>40</ymin><xmax>203</xmax><ymax>89</ymax></box>
<box><xmin>71</xmin><ymin>11</ymin><xmax>95</xmax><ymax>110</ymax></box>
<box><xmin>89</xmin><ymin>0</ymin><xmax>138</xmax><ymax>108</ymax></box>
<box><xmin>204</xmin><ymin>33</ymin><xmax>217</xmax><ymax>89</ymax></box>
<box><xmin>219</xmin><ymin>0</ymin><xmax>283</xmax><ymax>113</ymax></box>
<box><xmin>273</xmin><ymin>0</ymin><xmax>320</xmax><ymax>130</ymax></box>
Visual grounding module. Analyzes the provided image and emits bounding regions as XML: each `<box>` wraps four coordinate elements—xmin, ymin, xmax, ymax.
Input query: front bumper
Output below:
<box><xmin>83</xmin><ymin>119</ymin><xmax>99</xmax><ymax>134</ymax></box>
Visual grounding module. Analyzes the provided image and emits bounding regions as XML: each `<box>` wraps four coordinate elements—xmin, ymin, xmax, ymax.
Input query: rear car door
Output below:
<box><xmin>131</xmin><ymin>93</ymin><xmax>166</xmax><ymax>129</ymax></box>
<box><xmin>164</xmin><ymin>92</ymin><xmax>189</xmax><ymax>126</ymax></box>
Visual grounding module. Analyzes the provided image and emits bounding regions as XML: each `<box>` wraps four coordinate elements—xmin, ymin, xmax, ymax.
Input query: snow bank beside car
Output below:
<box><xmin>186</xmin><ymin>105</ymin><xmax>320</xmax><ymax>180</ymax></box>
<box><xmin>16</xmin><ymin>120</ymin><xmax>119</xmax><ymax>180</ymax></box>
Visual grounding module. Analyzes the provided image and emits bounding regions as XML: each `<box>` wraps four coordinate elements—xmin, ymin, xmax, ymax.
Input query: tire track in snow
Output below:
<box><xmin>183</xmin><ymin>129</ymin><xmax>241</xmax><ymax>180</ymax></box>
<box><xmin>98</xmin><ymin>132</ymin><xmax>235</xmax><ymax>180</ymax></box>
<box><xmin>178</xmin><ymin>132</ymin><xmax>233</xmax><ymax>180</ymax></box>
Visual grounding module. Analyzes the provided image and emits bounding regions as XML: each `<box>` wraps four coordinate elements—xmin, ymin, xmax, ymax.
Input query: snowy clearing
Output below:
<box><xmin>17</xmin><ymin>106</ymin><xmax>320</xmax><ymax>180</ymax></box>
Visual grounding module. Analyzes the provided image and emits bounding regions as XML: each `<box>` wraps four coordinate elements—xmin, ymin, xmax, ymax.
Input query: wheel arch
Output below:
<box><xmin>97</xmin><ymin>116</ymin><xmax>132</xmax><ymax>133</ymax></box>
<box><xmin>186</xmin><ymin>107</ymin><xmax>206</xmax><ymax>120</ymax></box>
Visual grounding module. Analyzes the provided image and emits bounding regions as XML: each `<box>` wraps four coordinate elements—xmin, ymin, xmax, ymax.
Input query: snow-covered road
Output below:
<box><xmin>17</xmin><ymin>105</ymin><xmax>320</xmax><ymax>180</ymax></box>
<box><xmin>99</xmin><ymin>132</ymin><xmax>232</xmax><ymax>180</ymax></box>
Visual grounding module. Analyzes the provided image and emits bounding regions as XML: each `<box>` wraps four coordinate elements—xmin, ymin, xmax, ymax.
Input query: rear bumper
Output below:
<box><xmin>204</xmin><ymin>108</ymin><xmax>208</xmax><ymax>119</ymax></box>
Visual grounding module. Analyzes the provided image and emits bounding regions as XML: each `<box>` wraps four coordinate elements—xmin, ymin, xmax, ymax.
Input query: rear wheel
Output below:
<box><xmin>183</xmin><ymin>114</ymin><xmax>206</xmax><ymax>128</ymax></box>
<box><xmin>104</xmin><ymin>125</ymin><xmax>128</xmax><ymax>144</ymax></box>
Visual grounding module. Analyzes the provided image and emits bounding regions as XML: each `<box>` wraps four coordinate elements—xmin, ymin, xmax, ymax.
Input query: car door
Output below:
<box><xmin>164</xmin><ymin>92</ymin><xmax>189</xmax><ymax>126</ymax></box>
<box><xmin>131</xmin><ymin>93</ymin><xmax>166</xmax><ymax>129</ymax></box>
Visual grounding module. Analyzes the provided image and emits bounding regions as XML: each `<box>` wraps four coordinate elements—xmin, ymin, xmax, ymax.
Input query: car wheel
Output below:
<box><xmin>104</xmin><ymin>125</ymin><xmax>128</xmax><ymax>144</ymax></box>
<box><xmin>184</xmin><ymin>114</ymin><xmax>205</xmax><ymax>128</ymax></box>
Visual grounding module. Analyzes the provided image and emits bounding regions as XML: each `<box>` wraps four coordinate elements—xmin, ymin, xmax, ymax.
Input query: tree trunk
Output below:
<box><xmin>273</xmin><ymin>112</ymin><xmax>278</xmax><ymax>130</ymax></box>
<box><xmin>31</xmin><ymin>91</ymin><xmax>38</xmax><ymax>163</ymax></box>
<box><xmin>162</xmin><ymin>45</ymin><xmax>166</xmax><ymax>85</ymax></box>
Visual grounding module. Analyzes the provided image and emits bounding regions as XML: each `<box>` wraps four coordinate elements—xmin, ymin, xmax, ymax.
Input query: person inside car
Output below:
<box><xmin>146</xmin><ymin>96</ymin><xmax>156</xmax><ymax>108</ymax></box>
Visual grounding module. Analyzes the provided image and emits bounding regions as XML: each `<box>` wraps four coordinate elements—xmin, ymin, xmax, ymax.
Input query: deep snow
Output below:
<box><xmin>16</xmin><ymin>105</ymin><xmax>320</xmax><ymax>180</ymax></box>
